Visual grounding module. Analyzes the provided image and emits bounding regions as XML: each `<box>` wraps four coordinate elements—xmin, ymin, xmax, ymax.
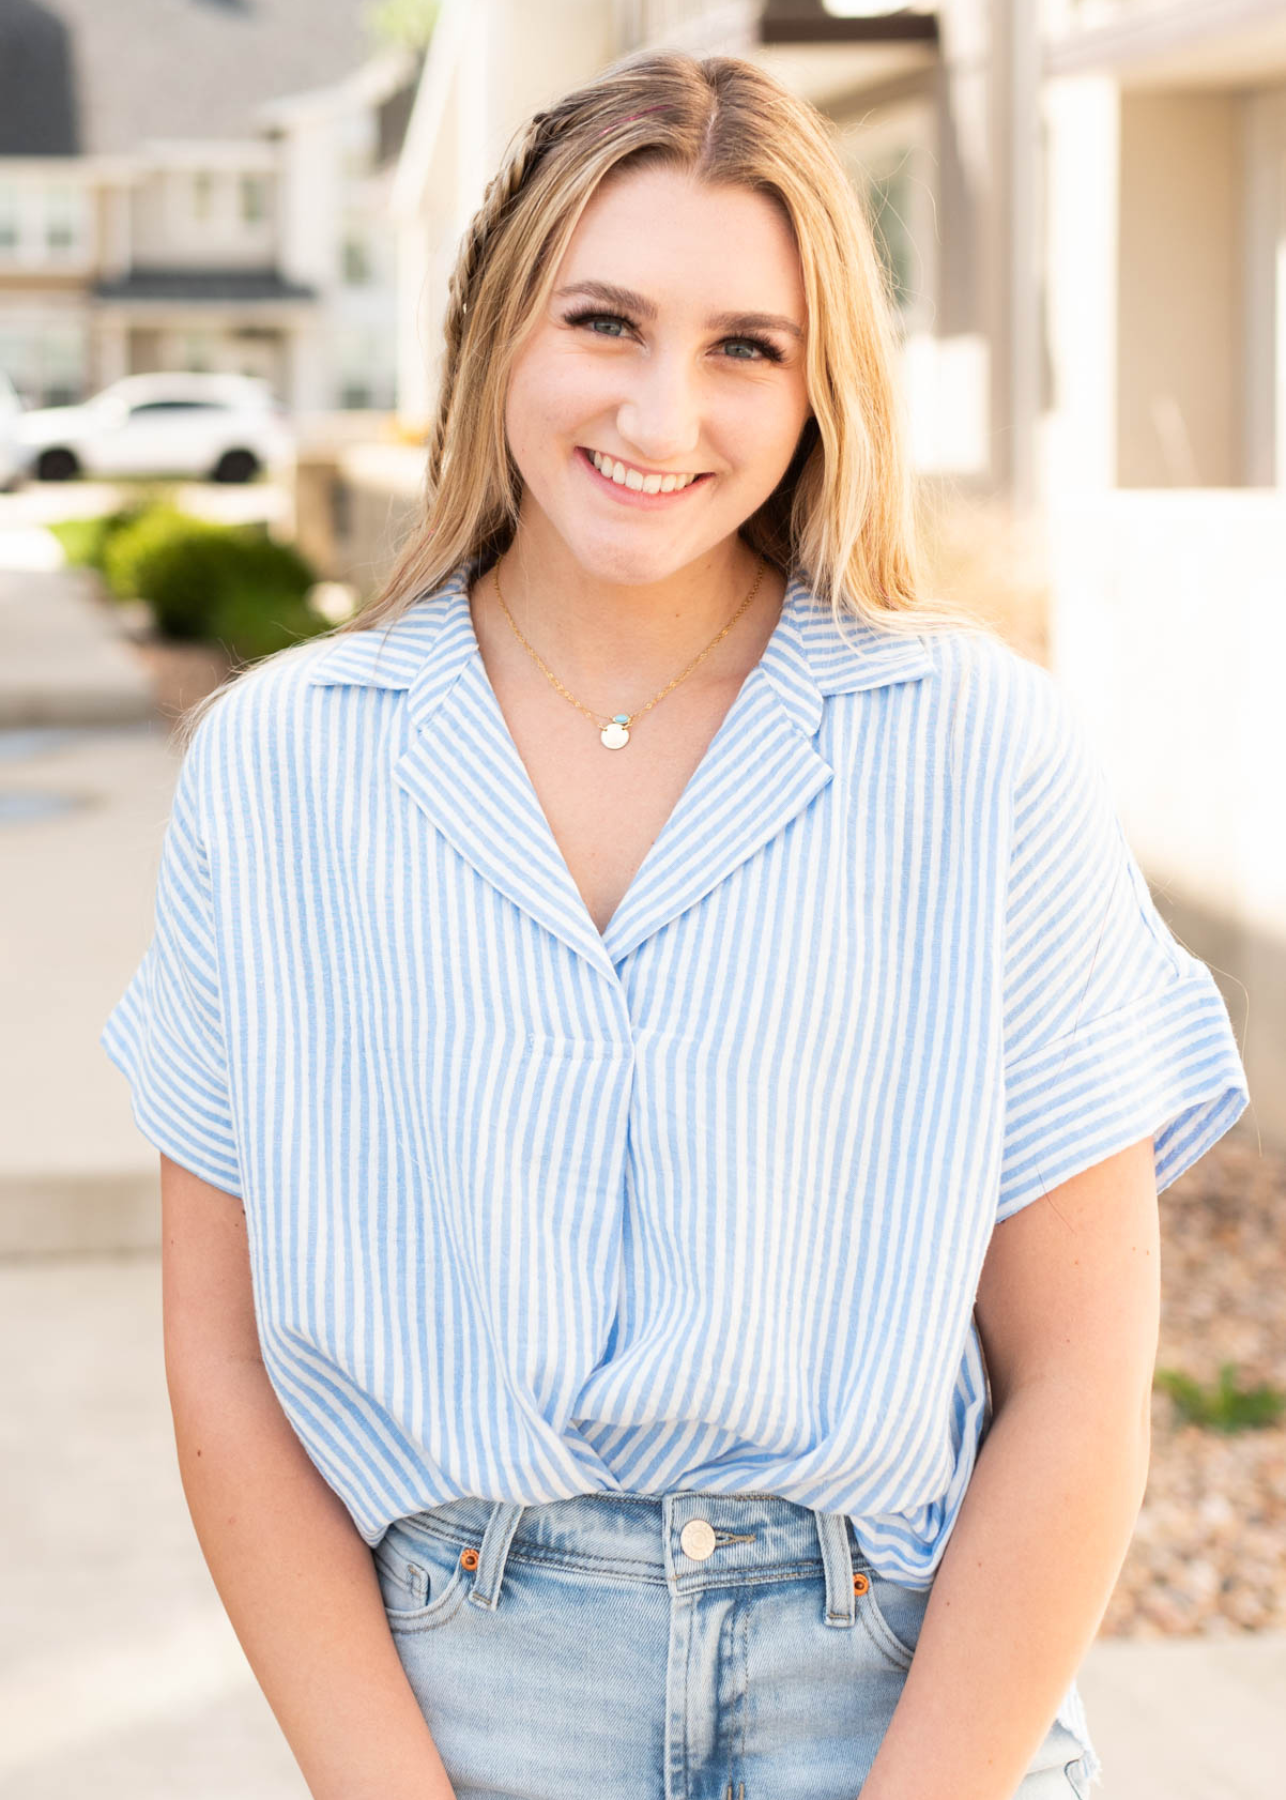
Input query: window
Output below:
<box><xmin>1</xmin><ymin>323</ymin><xmax>88</xmax><ymax>405</ymax></box>
<box><xmin>335</xmin><ymin>324</ymin><xmax>394</xmax><ymax>409</ymax></box>
<box><xmin>834</xmin><ymin>102</ymin><xmax>937</xmax><ymax>338</ymax></box>
<box><xmin>126</xmin><ymin>399</ymin><xmax>227</xmax><ymax>416</ymax></box>
<box><xmin>341</xmin><ymin>233</ymin><xmax>372</xmax><ymax>284</ymax></box>
<box><xmin>339</xmin><ymin>111</ymin><xmax>375</xmax><ymax>182</ymax></box>
<box><xmin>193</xmin><ymin>173</ymin><xmax>214</xmax><ymax>220</ymax></box>
<box><xmin>45</xmin><ymin>185</ymin><xmax>82</xmax><ymax>254</ymax></box>
<box><xmin>863</xmin><ymin>152</ymin><xmax>917</xmax><ymax>314</ymax></box>
<box><xmin>240</xmin><ymin>175</ymin><xmax>269</xmax><ymax>225</ymax></box>
<box><xmin>0</xmin><ymin>187</ymin><xmax>18</xmax><ymax>253</ymax></box>
<box><xmin>181</xmin><ymin>330</ymin><xmax>217</xmax><ymax>372</ymax></box>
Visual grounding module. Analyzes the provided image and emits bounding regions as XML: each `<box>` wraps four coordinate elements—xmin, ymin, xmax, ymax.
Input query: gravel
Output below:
<box><xmin>1100</xmin><ymin>1128</ymin><xmax>1286</xmax><ymax>1638</ymax></box>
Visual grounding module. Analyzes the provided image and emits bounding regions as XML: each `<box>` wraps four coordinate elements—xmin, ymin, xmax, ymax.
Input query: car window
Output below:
<box><xmin>125</xmin><ymin>399</ymin><xmax>229</xmax><ymax>417</ymax></box>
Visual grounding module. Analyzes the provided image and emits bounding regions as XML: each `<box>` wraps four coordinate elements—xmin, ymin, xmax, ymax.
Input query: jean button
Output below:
<box><xmin>680</xmin><ymin>1517</ymin><xmax>717</xmax><ymax>1560</ymax></box>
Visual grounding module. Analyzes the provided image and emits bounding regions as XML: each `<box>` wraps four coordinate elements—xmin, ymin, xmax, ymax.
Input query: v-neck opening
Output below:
<box><xmin>389</xmin><ymin>558</ymin><xmax>844</xmax><ymax>974</ymax></box>
<box><xmin>452</xmin><ymin>566</ymin><xmax>799</xmax><ymax>944</ymax></box>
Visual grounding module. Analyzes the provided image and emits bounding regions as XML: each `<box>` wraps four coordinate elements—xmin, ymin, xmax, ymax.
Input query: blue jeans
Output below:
<box><xmin>374</xmin><ymin>1489</ymin><xmax>1097</xmax><ymax>1799</ymax></box>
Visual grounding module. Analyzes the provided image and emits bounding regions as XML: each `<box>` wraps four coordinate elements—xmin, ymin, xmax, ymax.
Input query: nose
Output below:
<box><xmin>615</xmin><ymin>350</ymin><xmax>702</xmax><ymax>467</ymax></box>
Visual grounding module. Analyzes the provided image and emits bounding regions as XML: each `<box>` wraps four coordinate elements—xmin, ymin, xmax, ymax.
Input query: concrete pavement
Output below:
<box><xmin>0</xmin><ymin>1253</ymin><xmax>308</xmax><ymax>1800</ymax></box>
<box><xmin>0</xmin><ymin>564</ymin><xmax>156</xmax><ymax>727</ymax></box>
<box><xmin>2</xmin><ymin>716</ymin><xmax>181</xmax><ymax>1253</ymax></box>
<box><xmin>2</xmin><ymin>1250</ymin><xmax>1283</xmax><ymax>1798</ymax></box>
<box><xmin>0</xmin><ymin>543</ymin><xmax>182</xmax><ymax>1253</ymax></box>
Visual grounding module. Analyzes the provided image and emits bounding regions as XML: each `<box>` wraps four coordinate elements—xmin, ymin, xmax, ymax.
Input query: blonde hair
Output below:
<box><xmin>182</xmin><ymin>47</ymin><xmax>993</xmax><ymax>744</ymax></box>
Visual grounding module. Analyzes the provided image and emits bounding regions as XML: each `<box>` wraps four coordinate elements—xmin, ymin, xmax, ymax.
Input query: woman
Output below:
<box><xmin>102</xmin><ymin>48</ymin><xmax>1249</xmax><ymax>1800</ymax></box>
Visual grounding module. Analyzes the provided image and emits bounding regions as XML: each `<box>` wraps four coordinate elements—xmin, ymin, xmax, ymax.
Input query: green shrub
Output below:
<box><xmin>1154</xmin><ymin>1361</ymin><xmax>1286</xmax><ymax>1434</ymax></box>
<box><xmin>48</xmin><ymin>504</ymin><xmax>150</xmax><ymax>581</ymax></box>
<box><xmin>217</xmin><ymin>526</ymin><xmax>316</xmax><ymax>599</ymax></box>
<box><xmin>103</xmin><ymin>507</ymin><xmax>228</xmax><ymax>635</ymax></box>
<box><xmin>101</xmin><ymin>506</ymin><xmax>324</xmax><ymax>653</ymax></box>
<box><xmin>208</xmin><ymin>587</ymin><xmax>329</xmax><ymax>662</ymax></box>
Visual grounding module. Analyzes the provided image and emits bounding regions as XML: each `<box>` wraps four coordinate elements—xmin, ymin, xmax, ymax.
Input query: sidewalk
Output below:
<box><xmin>0</xmin><ymin>1254</ymin><xmax>308</xmax><ymax>1800</ymax></box>
<box><xmin>1</xmin><ymin>1257</ymin><xmax>1283</xmax><ymax>1800</ymax></box>
<box><xmin>1</xmin><ymin>563</ymin><xmax>181</xmax><ymax>1254</ymax></box>
<box><xmin>0</xmin><ymin>564</ymin><xmax>156</xmax><ymax>728</ymax></box>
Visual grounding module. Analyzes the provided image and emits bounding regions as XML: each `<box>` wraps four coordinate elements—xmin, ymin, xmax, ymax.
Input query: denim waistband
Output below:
<box><xmin>386</xmin><ymin>1489</ymin><xmax>873</xmax><ymax>1628</ymax></box>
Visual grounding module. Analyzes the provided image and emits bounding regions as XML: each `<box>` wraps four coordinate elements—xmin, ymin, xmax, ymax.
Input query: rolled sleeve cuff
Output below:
<box><xmin>998</xmin><ymin>967</ymin><xmax>1249</xmax><ymax>1224</ymax></box>
<box><xmin>100</xmin><ymin>1006</ymin><xmax>243</xmax><ymax>1199</ymax></box>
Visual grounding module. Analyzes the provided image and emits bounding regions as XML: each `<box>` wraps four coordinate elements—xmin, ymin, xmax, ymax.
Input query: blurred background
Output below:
<box><xmin>1</xmin><ymin>2</ymin><xmax>1283</xmax><ymax>1795</ymax></box>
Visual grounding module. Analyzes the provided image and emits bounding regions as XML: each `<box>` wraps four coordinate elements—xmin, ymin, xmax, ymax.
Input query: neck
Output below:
<box><xmin>481</xmin><ymin>525</ymin><xmax>775</xmax><ymax>695</ymax></box>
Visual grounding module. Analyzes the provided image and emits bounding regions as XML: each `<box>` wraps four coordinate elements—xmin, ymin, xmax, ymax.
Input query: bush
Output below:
<box><xmin>48</xmin><ymin>504</ymin><xmax>151</xmax><ymax>582</ymax></box>
<box><xmin>209</xmin><ymin>586</ymin><xmax>329</xmax><ymax>662</ymax></box>
<box><xmin>103</xmin><ymin>506</ymin><xmax>227</xmax><ymax>633</ymax></box>
<box><xmin>1154</xmin><ymin>1361</ymin><xmax>1286</xmax><ymax>1434</ymax></box>
<box><xmin>101</xmin><ymin>506</ymin><xmax>327</xmax><ymax>658</ymax></box>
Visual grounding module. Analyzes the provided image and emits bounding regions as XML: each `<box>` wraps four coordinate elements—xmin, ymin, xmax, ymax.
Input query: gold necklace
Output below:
<box><xmin>489</xmin><ymin>556</ymin><xmax>768</xmax><ymax>750</ymax></box>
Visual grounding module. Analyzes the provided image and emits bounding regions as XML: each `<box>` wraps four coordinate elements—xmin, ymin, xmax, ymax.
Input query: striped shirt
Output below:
<box><xmin>102</xmin><ymin>556</ymin><xmax>1247</xmax><ymax>1713</ymax></box>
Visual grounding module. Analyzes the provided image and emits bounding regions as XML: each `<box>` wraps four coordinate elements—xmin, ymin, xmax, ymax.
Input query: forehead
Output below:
<box><xmin>556</xmin><ymin>165</ymin><xmax>804</xmax><ymax>311</ymax></box>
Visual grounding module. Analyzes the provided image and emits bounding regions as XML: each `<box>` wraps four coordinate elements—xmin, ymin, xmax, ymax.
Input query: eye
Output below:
<box><xmin>721</xmin><ymin>335</ymin><xmax>783</xmax><ymax>364</ymax></box>
<box><xmin>562</xmin><ymin>308</ymin><xmax>784</xmax><ymax>365</ymax></box>
<box><xmin>566</xmin><ymin>309</ymin><xmax>632</xmax><ymax>342</ymax></box>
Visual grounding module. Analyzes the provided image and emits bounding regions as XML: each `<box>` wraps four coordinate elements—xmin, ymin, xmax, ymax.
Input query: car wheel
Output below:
<box><xmin>212</xmin><ymin>448</ymin><xmax>260</xmax><ymax>483</ymax></box>
<box><xmin>36</xmin><ymin>447</ymin><xmax>80</xmax><ymax>481</ymax></box>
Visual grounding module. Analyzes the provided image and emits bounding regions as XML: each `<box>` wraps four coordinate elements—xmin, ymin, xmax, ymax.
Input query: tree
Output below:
<box><xmin>365</xmin><ymin>0</ymin><xmax>440</xmax><ymax>53</ymax></box>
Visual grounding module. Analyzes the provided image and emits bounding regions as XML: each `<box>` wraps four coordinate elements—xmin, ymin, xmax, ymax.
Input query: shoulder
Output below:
<box><xmin>174</xmin><ymin>635</ymin><xmax>356</xmax><ymax>816</ymax></box>
<box><xmin>911</xmin><ymin>621</ymin><xmax>1066</xmax><ymax>780</ymax></box>
<box><xmin>185</xmin><ymin>634</ymin><xmax>352</xmax><ymax>752</ymax></box>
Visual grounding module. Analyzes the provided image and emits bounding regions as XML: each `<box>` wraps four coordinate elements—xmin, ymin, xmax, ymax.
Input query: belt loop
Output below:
<box><xmin>813</xmin><ymin>1508</ymin><xmax>857</xmax><ymax>1628</ymax></box>
<box><xmin>466</xmin><ymin>1500</ymin><xmax>526</xmax><ymax>1611</ymax></box>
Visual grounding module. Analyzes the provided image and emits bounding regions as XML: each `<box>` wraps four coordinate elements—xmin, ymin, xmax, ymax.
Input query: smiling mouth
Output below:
<box><xmin>578</xmin><ymin>445</ymin><xmax>713</xmax><ymax>494</ymax></box>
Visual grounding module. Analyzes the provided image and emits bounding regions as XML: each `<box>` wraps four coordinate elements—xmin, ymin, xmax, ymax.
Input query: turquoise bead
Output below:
<box><xmin>613</xmin><ymin>714</ymin><xmax>630</xmax><ymax>724</ymax></box>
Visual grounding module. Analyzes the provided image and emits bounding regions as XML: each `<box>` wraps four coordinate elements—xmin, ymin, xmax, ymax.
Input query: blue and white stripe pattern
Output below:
<box><xmin>102</xmin><ymin>556</ymin><xmax>1247</xmax><ymax>1619</ymax></box>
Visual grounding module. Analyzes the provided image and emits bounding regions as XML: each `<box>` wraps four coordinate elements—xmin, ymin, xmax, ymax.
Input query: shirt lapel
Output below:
<box><xmin>599</xmin><ymin>577</ymin><xmax>936</xmax><ymax>961</ymax></box>
<box><xmin>394</xmin><ymin>579</ymin><xmax>621</xmax><ymax>979</ymax></box>
<box><xmin>305</xmin><ymin>558</ymin><xmax>937</xmax><ymax>977</ymax></box>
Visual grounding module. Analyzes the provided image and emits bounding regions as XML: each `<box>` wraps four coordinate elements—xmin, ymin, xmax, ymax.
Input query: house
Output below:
<box><xmin>0</xmin><ymin>0</ymin><xmax>417</xmax><ymax>412</ymax></box>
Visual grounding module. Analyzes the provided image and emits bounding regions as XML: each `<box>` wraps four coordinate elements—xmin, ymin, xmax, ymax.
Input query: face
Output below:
<box><xmin>503</xmin><ymin>163</ymin><xmax>812</xmax><ymax>588</ymax></box>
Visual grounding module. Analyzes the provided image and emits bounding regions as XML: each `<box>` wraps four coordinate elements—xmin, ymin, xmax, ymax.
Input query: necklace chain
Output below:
<box><xmin>490</xmin><ymin>556</ymin><xmax>768</xmax><ymax>747</ymax></box>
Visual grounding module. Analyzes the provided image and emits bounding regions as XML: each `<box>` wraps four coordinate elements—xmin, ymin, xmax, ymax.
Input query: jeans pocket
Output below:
<box><xmin>372</xmin><ymin>1519</ymin><xmax>475</xmax><ymax>1635</ymax></box>
<box><xmin>853</xmin><ymin>1560</ymin><xmax>933</xmax><ymax>1670</ymax></box>
<box><xmin>1015</xmin><ymin>1717</ymin><xmax>1097</xmax><ymax>1796</ymax></box>
<box><xmin>1062</xmin><ymin>1752</ymin><xmax>1093</xmax><ymax>1798</ymax></box>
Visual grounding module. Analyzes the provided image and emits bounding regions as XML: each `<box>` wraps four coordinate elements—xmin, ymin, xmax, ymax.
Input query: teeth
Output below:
<box><xmin>589</xmin><ymin>448</ymin><xmax>698</xmax><ymax>492</ymax></box>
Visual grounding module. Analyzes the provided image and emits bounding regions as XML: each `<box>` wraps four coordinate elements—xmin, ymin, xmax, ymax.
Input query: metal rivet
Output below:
<box><xmin>680</xmin><ymin>1517</ymin><xmax>717</xmax><ymax>1561</ymax></box>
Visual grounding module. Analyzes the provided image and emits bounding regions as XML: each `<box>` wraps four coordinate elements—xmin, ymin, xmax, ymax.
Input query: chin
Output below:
<box><xmin>556</xmin><ymin>525</ymin><xmax>694</xmax><ymax>587</ymax></box>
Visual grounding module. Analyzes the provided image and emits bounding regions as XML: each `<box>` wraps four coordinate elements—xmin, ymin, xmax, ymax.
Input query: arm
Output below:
<box><xmin>859</xmin><ymin>1134</ymin><xmax>1159</xmax><ymax>1800</ymax></box>
<box><xmin>161</xmin><ymin>1153</ymin><xmax>457</xmax><ymax>1800</ymax></box>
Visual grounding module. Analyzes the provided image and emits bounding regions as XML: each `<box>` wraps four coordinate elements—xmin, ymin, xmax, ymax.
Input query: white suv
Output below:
<box><xmin>0</xmin><ymin>368</ymin><xmax>30</xmax><ymax>490</ymax></box>
<box><xmin>15</xmin><ymin>371</ymin><xmax>294</xmax><ymax>483</ymax></box>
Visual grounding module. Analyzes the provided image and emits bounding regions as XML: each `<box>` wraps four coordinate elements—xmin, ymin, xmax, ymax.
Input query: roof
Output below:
<box><xmin>0</xmin><ymin>0</ymin><xmax>377</xmax><ymax>158</ymax></box>
<box><xmin>92</xmin><ymin>267</ymin><xmax>317</xmax><ymax>303</ymax></box>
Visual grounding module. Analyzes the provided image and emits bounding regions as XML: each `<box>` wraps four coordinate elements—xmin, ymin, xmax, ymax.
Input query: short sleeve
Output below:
<box><xmin>997</xmin><ymin>666</ymin><xmax>1249</xmax><ymax>1223</ymax></box>
<box><xmin>100</xmin><ymin>722</ymin><xmax>242</xmax><ymax>1196</ymax></box>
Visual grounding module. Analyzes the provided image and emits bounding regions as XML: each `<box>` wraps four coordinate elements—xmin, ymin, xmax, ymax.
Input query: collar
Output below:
<box><xmin>303</xmin><ymin>554</ymin><xmax>936</xmax><ymax>738</ymax></box>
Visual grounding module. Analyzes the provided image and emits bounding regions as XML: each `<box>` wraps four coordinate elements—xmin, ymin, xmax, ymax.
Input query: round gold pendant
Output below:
<box><xmin>600</xmin><ymin>720</ymin><xmax>630</xmax><ymax>749</ymax></box>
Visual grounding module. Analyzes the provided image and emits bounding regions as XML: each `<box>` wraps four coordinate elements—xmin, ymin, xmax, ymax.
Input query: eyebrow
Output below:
<box><xmin>552</xmin><ymin>280</ymin><xmax>804</xmax><ymax>341</ymax></box>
